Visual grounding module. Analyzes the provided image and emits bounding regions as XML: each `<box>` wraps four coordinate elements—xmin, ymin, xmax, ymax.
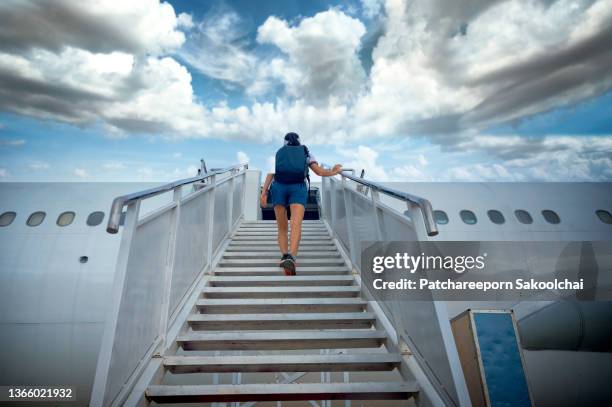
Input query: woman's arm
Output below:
<box><xmin>260</xmin><ymin>173</ymin><xmax>274</xmax><ymax>207</ymax></box>
<box><xmin>309</xmin><ymin>163</ymin><xmax>343</xmax><ymax>177</ymax></box>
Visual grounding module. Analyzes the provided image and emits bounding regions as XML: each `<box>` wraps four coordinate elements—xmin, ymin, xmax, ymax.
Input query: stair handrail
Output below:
<box><xmin>326</xmin><ymin>165</ymin><xmax>438</xmax><ymax>236</ymax></box>
<box><xmin>106</xmin><ymin>163</ymin><xmax>248</xmax><ymax>234</ymax></box>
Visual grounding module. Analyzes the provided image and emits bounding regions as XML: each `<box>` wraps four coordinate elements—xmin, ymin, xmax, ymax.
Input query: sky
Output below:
<box><xmin>0</xmin><ymin>0</ymin><xmax>611</xmax><ymax>182</ymax></box>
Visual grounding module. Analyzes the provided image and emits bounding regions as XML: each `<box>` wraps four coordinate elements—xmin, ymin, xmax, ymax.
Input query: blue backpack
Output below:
<box><xmin>274</xmin><ymin>145</ymin><xmax>310</xmax><ymax>185</ymax></box>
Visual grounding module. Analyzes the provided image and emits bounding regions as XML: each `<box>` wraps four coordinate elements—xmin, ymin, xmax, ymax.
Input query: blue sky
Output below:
<box><xmin>0</xmin><ymin>0</ymin><xmax>611</xmax><ymax>182</ymax></box>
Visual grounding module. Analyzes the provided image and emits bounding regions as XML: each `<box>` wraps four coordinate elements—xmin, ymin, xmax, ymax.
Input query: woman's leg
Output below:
<box><xmin>289</xmin><ymin>203</ymin><xmax>305</xmax><ymax>257</ymax></box>
<box><xmin>274</xmin><ymin>205</ymin><xmax>289</xmax><ymax>255</ymax></box>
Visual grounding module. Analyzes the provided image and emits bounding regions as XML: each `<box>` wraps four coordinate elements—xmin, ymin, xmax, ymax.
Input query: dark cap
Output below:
<box><xmin>284</xmin><ymin>132</ymin><xmax>300</xmax><ymax>146</ymax></box>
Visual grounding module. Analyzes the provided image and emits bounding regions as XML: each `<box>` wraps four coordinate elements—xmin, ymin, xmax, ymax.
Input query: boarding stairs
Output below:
<box><xmin>145</xmin><ymin>220</ymin><xmax>418</xmax><ymax>404</ymax></box>
<box><xmin>91</xmin><ymin>163</ymin><xmax>466</xmax><ymax>407</ymax></box>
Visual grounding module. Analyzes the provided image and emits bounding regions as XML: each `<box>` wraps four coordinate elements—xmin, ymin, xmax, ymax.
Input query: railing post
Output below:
<box><xmin>341</xmin><ymin>177</ymin><xmax>359</xmax><ymax>267</ymax></box>
<box><xmin>371</xmin><ymin>190</ymin><xmax>384</xmax><ymax>241</ymax></box>
<box><xmin>206</xmin><ymin>175</ymin><xmax>216</xmax><ymax>269</ymax></box>
<box><xmin>329</xmin><ymin>177</ymin><xmax>338</xmax><ymax>238</ymax></box>
<box><xmin>240</xmin><ymin>171</ymin><xmax>247</xmax><ymax>220</ymax></box>
<box><xmin>157</xmin><ymin>187</ymin><xmax>181</xmax><ymax>351</ymax></box>
<box><xmin>227</xmin><ymin>170</ymin><xmax>235</xmax><ymax>233</ymax></box>
<box><xmin>90</xmin><ymin>200</ymin><xmax>141</xmax><ymax>407</ymax></box>
<box><xmin>320</xmin><ymin>176</ymin><xmax>327</xmax><ymax>220</ymax></box>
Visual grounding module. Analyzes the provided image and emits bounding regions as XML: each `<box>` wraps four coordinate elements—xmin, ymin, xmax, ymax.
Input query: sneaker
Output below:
<box><xmin>280</xmin><ymin>253</ymin><xmax>296</xmax><ymax>276</ymax></box>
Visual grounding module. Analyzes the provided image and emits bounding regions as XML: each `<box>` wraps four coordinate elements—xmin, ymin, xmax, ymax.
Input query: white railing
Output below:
<box><xmin>91</xmin><ymin>164</ymin><xmax>248</xmax><ymax>407</ymax></box>
<box><xmin>320</xmin><ymin>171</ymin><xmax>468</xmax><ymax>407</ymax></box>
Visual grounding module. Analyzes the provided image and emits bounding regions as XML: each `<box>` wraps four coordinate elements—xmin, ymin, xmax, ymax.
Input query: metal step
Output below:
<box><xmin>163</xmin><ymin>353</ymin><xmax>402</xmax><ymax>373</ymax></box>
<box><xmin>238</xmin><ymin>224</ymin><xmax>327</xmax><ymax>228</ymax></box>
<box><xmin>208</xmin><ymin>275</ymin><xmax>355</xmax><ymax>287</ymax></box>
<box><xmin>228</xmin><ymin>240</ymin><xmax>333</xmax><ymax>246</ymax></box>
<box><xmin>213</xmin><ymin>266</ymin><xmax>350</xmax><ymax>276</ymax></box>
<box><xmin>218</xmin><ymin>258</ymin><xmax>345</xmax><ymax>267</ymax></box>
<box><xmin>196</xmin><ymin>298</ymin><xmax>367</xmax><ymax>314</ymax></box>
<box><xmin>187</xmin><ymin>312</ymin><xmax>375</xmax><ymax>330</ymax></box>
<box><xmin>237</xmin><ymin>226</ymin><xmax>328</xmax><ymax>230</ymax></box>
<box><xmin>237</xmin><ymin>229</ymin><xmax>329</xmax><ymax>234</ymax></box>
<box><xmin>232</xmin><ymin>235</ymin><xmax>331</xmax><ymax>241</ymax></box>
<box><xmin>235</xmin><ymin>232</ymin><xmax>329</xmax><ymax>236</ymax></box>
<box><xmin>226</xmin><ymin>245</ymin><xmax>337</xmax><ymax>252</ymax></box>
<box><xmin>177</xmin><ymin>330</ymin><xmax>387</xmax><ymax>351</ymax></box>
<box><xmin>146</xmin><ymin>382</ymin><xmax>416</xmax><ymax>403</ymax></box>
<box><xmin>202</xmin><ymin>286</ymin><xmax>361</xmax><ymax>299</ymax></box>
<box><xmin>222</xmin><ymin>251</ymin><xmax>340</xmax><ymax>259</ymax></box>
<box><xmin>240</xmin><ymin>220</ymin><xmax>324</xmax><ymax>225</ymax></box>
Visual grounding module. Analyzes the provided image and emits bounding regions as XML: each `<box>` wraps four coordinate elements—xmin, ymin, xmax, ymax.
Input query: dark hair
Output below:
<box><xmin>284</xmin><ymin>132</ymin><xmax>301</xmax><ymax>146</ymax></box>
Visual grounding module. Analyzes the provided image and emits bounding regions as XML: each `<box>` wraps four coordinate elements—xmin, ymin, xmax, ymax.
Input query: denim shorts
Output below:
<box><xmin>270</xmin><ymin>181</ymin><xmax>307</xmax><ymax>207</ymax></box>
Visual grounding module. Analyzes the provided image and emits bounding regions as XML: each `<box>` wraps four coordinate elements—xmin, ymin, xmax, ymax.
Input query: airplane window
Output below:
<box><xmin>460</xmin><ymin>210</ymin><xmax>477</xmax><ymax>225</ymax></box>
<box><xmin>542</xmin><ymin>210</ymin><xmax>560</xmax><ymax>224</ymax></box>
<box><xmin>487</xmin><ymin>210</ymin><xmax>505</xmax><ymax>224</ymax></box>
<box><xmin>514</xmin><ymin>210</ymin><xmax>533</xmax><ymax>224</ymax></box>
<box><xmin>0</xmin><ymin>211</ymin><xmax>17</xmax><ymax>227</ymax></box>
<box><xmin>26</xmin><ymin>211</ymin><xmax>46</xmax><ymax>227</ymax></box>
<box><xmin>87</xmin><ymin>211</ymin><xmax>105</xmax><ymax>226</ymax></box>
<box><xmin>434</xmin><ymin>210</ymin><xmax>449</xmax><ymax>225</ymax></box>
<box><xmin>596</xmin><ymin>210</ymin><xmax>612</xmax><ymax>224</ymax></box>
<box><xmin>57</xmin><ymin>211</ymin><xmax>75</xmax><ymax>227</ymax></box>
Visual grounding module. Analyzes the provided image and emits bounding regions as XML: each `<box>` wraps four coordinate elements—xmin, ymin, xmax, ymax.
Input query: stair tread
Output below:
<box><xmin>203</xmin><ymin>286</ymin><xmax>359</xmax><ymax>292</ymax></box>
<box><xmin>163</xmin><ymin>353</ymin><xmax>402</xmax><ymax>373</ymax></box>
<box><xmin>231</xmin><ymin>237</ymin><xmax>332</xmax><ymax>241</ymax></box>
<box><xmin>179</xmin><ymin>330</ymin><xmax>385</xmax><ymax>340</ymax></box>
<box><xmin>214</xmin><ymin>266</ymin><xmax>348</xmax><ymax>271</ymax></box>
<box><xmin>227</xmin><ymin>241</ymin><xmax>332</xmax><ymax>245</ymax></box>
<box><xmin>197</xmin><ymin>298</ymin><xmax>366</xmax><ymax>305</ymax></box>
<box><xmin>188</xmin><ymin>312</ymin><xmax>375</xmax><ymax>321</ymax></box>
<box><xmin>187</xmin><ymin>312</ymin><xmax>375</xmax><ymax>330</ymax></box>
<box><xmin>241</xmin><ymin>220</ymin><xmax>324</xmax><ymax>225</ymax></box>
<box><xmin>146</xmin><ymin>382</ymin><xmax>416</xmax><ymax>401</ymax></box>
<box><xmin>226</xmin><ymin>246</ymin><xmax>337</xmax><ymax>251</ymax></box>
<box><xmin>209</xmin><ymin>275</ymin><xmax>354</xmax><ymax>282</ymax></box>
<box><xmin>223</xmin><ymin>252</ymin><xmax>339</xmax><ymax>257</ymax></box>
<box><xmin>213</xmin><ymin>267</ymin><xmax>349</xmax><ymax>276</ymax></box>
<box><xmin>218</xmin><ymin>258</ymin><xmax>345</xmax><ymax>265</ymax></box>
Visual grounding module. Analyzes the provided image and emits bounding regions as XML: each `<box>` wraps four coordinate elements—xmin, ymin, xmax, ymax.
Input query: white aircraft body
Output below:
<box><xmin>0</xmin><ymin>169</ymin><xmax>611</xmax><ymax>406</ymax></box>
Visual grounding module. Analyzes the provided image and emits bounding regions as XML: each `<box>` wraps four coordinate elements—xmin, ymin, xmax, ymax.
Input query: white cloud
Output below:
<box><xmin>0</xmin><ymin>0</ymin><xmax>611</xmax><ymax>181</ymax></box>
<box><xmin>359</xmin><ymin>0</ymin><xmax>612</xmax><ymax>132</ymax></box>
<box><xmin>179</xmin><ymin>9</ymin><xmax>257</xmax><ymax>85</ymax></box>
<box><xmin>0</xmin><ymin>0</ymin><xmax>204</xmax><ymax>136</ymax></box>
<box><xmin>339</xmin><ymin>145</ymin><xmax>390</xmax><ymax>181</ymax></box>
<box><xmin>236</xmin><ymin>151</ymin><xmax>250</xmax><ymax>164</ymax></box>
<box><xmin>102</xmin><ymin>56</ymin><xmax>208</xmax><ymax>135</ymax></box>
<box><xmin>257</xmin><ymin>9</ymin><xmax>367</xmax><ymax>102</ymax></box>
<box><xmin>28</xmin><ymin>162</ymin><xmax>50</xmax><ymax>170</ymax></box>
<box><xmin>391</xmin><ymin>164</ymin><xmax>429</xmax><ymax>180</ymax></box>
<box><xmin>102</xmin><ymin>161</ymin><xmax>126</xmax><ymax>170</ymax></box>
<box><xmin>172</xmin><ymin>152</ymin><xmax>182</xmax><ymax>158</ymax></box>
<box><xmin>0</xmin><ymin>168</ymin><xmax>7</xmax><ymax>177</ymax></box>
<box><xmin>135</xmin><ymin>165</ymin><xmax>198</xmax><ymax>181</ymax></box>
<box><xmin>361</xmin><ymin>0</ymin><xmax>384</xmax><ymax>18</ymax></box>
<box><xmin>336</xmin><ymin>137</ymin><xmax>612</xmax><ymax>182</ymax></box>
<box><xmin>202</xmin><ymin>99</ymin><xmax>350</xmax><ymax>144</ymax></box>
<box><xmin>0</xmin><ymin>0</ymin><xmax>191</xmax><ymax>56</ymax></box>
<box><xmin>73</xmin><ymin>168</ymin><xmax>90</xmax><ymax>178</ymax></box>
<box><xmin>0</xmin><ymin>138</ymin><xmax>25</xmax><ymax>146</ymax></box>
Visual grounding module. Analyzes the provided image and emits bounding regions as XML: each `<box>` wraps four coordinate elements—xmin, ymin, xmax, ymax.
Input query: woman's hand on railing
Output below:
<box><xmin>331</xmin><ymin>164</ymin><xmax>343</xmax><ymax>175</ymax></box>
